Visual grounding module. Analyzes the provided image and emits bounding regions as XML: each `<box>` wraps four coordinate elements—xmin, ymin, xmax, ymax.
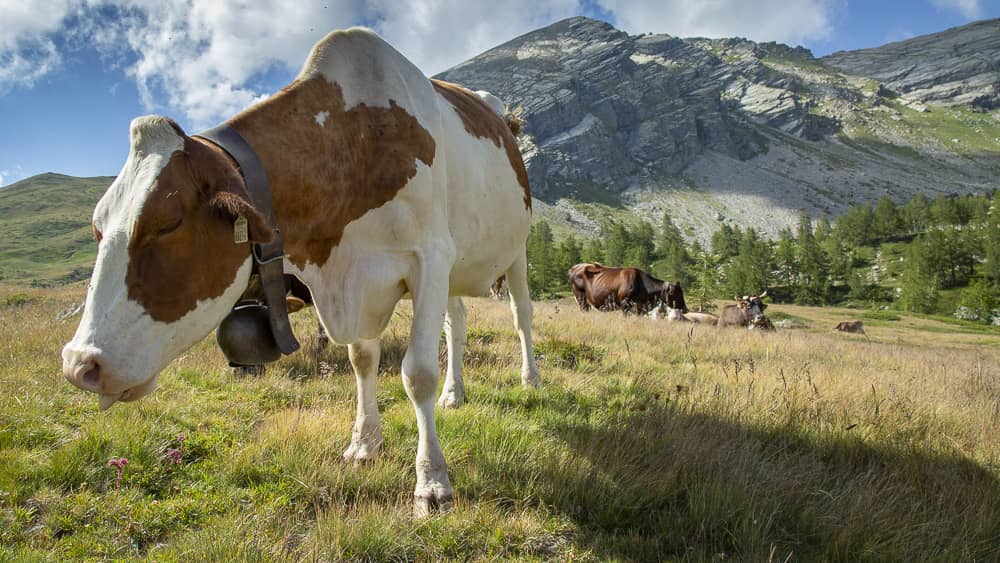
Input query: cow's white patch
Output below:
<box><xmin>314</xmin><ymin>110</ymin><xmax>329</xmax><ymax>127</ymax></box>
<box><xmin>298</xmin><ymin>27</ymin><xmax>431</xmax><ymax>122</ymax></box>
<box><xmin>474</xmin><ymin>90</ymin><xmax>505</xmax><ymax>116</ymax></box>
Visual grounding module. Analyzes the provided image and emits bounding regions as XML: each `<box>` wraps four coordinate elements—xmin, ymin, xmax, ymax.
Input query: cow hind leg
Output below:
<box><xmin>343</xmin><ymin>338</ymin><xmax>383</xmax><ymax>464</ymax></box>
<box><xmin>507</xmin><ymin>248</ymin><xmax>541</xmax><ymax>388</ymax></box>
<box><xmin>438</xmin><ymin>297</ymin><xmax>467</xmax><ymax>409</ymax></box>
<box><xmin>403</xmin><ymin>254</ymin><xmax>454</xmax><ymax>516</ymax></box>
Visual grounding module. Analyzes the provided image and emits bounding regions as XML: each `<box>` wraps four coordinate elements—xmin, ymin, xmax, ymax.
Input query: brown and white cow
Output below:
<box><xmin>568</xmin><ymin>263</ymin><xmax>687</xmax><ymax>315</ymax></box>
<box><xmin>61</xmin><ymin>27</ymin><xmax>539</xmax><ymax>515</ymax></box>
<box><xmin>718</xmin><ymin>291</ymin><xmax>772</xmax><ymax>330</ymax></box>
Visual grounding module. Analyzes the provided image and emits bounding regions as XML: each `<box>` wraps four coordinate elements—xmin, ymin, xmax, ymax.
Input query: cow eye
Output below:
<box><xmin>156</xmin><ymin>218</ymin><xmax>183</xmax><ymax>237</ymax></box>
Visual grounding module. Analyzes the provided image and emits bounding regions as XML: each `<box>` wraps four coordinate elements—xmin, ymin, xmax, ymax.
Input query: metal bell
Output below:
<box><xmin>216</xmin><ymin>301</ymin><xmax>281</xmax><ymax>367</ymax></box>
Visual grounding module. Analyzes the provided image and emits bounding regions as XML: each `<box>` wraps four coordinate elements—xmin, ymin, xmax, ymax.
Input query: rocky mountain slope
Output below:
<box><xmin>437</xmin><ymin>17</ymin><xmax>1000</xmax><ymax>241</ymax></box>
<box><xmin>822</xmin><ymin>19</ymin><xmax>1000</xmax><ymax>109</ymax></box>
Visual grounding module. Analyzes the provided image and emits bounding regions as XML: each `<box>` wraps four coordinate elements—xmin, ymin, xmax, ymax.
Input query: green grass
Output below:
<box><xmin>2</xmin><ymin>287</ymin><xmax>999</xmax><ymax>560</ymax></box>
<box><xmin>895</xmin><ymin>104</ymin><xmax>1000</xmax><ymax>155</ymax></box>
<box><xmin>0</xmin><ymin>173</ymin><xmax>114</xmax><ymax>286</ymax></box>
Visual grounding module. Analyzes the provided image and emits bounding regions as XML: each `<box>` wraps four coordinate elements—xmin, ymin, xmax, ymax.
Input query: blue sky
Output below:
<box><xmin>1</xmin><ymin>0</ymin><xmax>997</xmax><ymax>187</ymax></box>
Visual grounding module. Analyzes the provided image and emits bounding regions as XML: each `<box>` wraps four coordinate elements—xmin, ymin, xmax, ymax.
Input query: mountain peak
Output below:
<box><xmin>437</xmin><ymin>17</ymin><xmax>999</xmax><ymax>241</ymax></box>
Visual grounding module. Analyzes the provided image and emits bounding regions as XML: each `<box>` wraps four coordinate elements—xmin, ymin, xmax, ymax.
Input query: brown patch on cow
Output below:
<box><xmin>431</xmin><ymin>80</ymin><xmax>532</xmax><ymax>210</ymax></box>
<box><xmin>125</xmin><ymin>137</ymin><xmax>268</xmax><ymax>323</ymax></box>
<box><xmin>226</xmin><ymin>78</ymin><xmax>437</xmax><ymax>269</ymax></box>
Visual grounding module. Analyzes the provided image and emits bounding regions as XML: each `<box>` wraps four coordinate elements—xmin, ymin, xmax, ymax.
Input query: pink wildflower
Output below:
<box><xmin>107</xmin><ymin>457</ymin><xmax>128</xmax><ymax>490</ymax></box>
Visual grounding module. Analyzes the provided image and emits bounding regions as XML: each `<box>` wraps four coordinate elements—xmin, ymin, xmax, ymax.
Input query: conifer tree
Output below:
<box><xmin>604</xmin><ymin>223</ymin><xmax>630</xmax><ymax>266</ymax></box>
<box><xmin>899</xmin><ymin>235</ymin><xmax>939</xmax><ymax>313</ymax></box>
<box><xmin>526</xmin><ymin>221</ymin><xmax>557</xmax><ymax>296</ymax></box>
<box><xmin>773</xmin><ymin>227</ymin><xmax>797</xmax><ymax>287</ymax></box>
<box><xmin>795</xmin><ymin>214</ymin><xmax>830</xmax><ymax>304</ymax></box>
<box><xmin>872</xmin><ymin>196</ymin><xmax>901</xmax><ymax>240</ymax></box>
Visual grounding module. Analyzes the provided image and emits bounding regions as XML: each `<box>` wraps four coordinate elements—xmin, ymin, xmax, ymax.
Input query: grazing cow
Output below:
<box><xmin>61</xmin><ymin>28</ymin><xmax>540</xmax><ymax>515</ymax></box>
<box><xmin>834</xmin><ymin>320</ymin><xmax>865</xmax><ymax>334</ymax></box>
<box><xmin>568</xmin><ymin>263</ymin><xmax>687</xmax><ymax>315</ymax></box>
<box><xmin>718</xmin><ymin>291</ymin><xmax>772</xmax><ymax>330</ymax></box>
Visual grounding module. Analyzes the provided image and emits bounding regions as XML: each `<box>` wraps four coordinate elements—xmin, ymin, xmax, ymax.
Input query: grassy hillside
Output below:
<box><xmin>2</xmin><ymin>285</ymin><xmax>998</xmax><ymax>560</ymax></box>
<box><xmin>0</xmin><ymin>173</ymin><xmax>113</xmax><ymax>286</ymax></box>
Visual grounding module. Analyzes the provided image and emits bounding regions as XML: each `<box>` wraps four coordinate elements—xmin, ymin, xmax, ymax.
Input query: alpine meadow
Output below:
<box><xmin>2</xmin><ymin>9</ymin><xmax>1000</xmax><ymax>563</ymax></box>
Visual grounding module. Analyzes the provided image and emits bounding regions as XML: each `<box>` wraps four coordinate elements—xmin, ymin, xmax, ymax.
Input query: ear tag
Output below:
<box><xmin>234</xmin><ymin>215</ymin><xmax>249</xmax><ymax>244</ymax></box>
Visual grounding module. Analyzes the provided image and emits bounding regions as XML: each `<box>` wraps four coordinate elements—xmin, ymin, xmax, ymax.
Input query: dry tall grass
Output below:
<box><xmin>1</xmin><ymin>284</ymin><xmax>998</xmax><ymax>560</ymax></box>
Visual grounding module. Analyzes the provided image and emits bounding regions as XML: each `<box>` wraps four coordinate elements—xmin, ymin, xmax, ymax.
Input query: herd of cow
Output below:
<box><xmin>564</xmin><ymin>262</ymin><xmax>774</xmax><ymax>329</ymax></box>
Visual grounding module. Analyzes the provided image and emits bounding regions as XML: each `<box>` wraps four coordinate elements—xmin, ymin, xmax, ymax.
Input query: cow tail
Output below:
<box><xmin>505</xmin><ymin>105</ymin><xmax>525</xmax><ymax>137</ymax></box>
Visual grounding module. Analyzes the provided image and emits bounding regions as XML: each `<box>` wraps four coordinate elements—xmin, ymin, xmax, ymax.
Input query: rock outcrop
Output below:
<box><xmin>822</xmin><ymin>19</ymin><xmax>1000</xmax><ymax>109</ymax></box>
<box><xmin>436</xmin><ymin>17</ymin><xmax>1000</xmax><ymax>241</ymax></box>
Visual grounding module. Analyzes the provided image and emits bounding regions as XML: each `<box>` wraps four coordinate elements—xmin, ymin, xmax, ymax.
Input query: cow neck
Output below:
<box><xmin>193</xmin><ymin>124</ymin><xmax>300</xmax><ymax>356</ymax></box>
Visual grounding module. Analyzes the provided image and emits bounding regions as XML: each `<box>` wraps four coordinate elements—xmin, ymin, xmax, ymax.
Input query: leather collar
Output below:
<box><xmin>195</xmin><ymin>124</ymin><xmax>300</xmax><ymax>356</ymax></box>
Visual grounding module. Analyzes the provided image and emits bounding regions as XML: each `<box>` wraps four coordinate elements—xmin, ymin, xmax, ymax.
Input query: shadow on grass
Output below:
<box><xmin>452</xmin><ymin>393</ymin><xmax>1000</xmax><ymax>561</ymax></box>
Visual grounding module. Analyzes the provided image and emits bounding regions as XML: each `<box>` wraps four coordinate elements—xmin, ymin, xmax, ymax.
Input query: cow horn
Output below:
<box><xmin>759</xmin><ymin>290</ymin><xmax>768</xmax><ymax>298</ymax></box>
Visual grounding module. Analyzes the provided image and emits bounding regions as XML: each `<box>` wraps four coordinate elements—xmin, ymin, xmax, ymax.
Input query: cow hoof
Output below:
<box><xmin>437</xmin><ymin>389</ymin><xmax>464</xmax><ymax>409</ymax></box>
<box><xmin>343</xmin><ymin>442</ymin><xmax>380</xmax><ymax>464</ymax></box>
<box><xmin>413</xmin><ymin>490</ymin><xmax>454</xmax><ymax>517</ymax></box>
<box><xmin>521</xmin><ymin>372</ymin><xmax>541</xmax><ymax>388</ymax></box>
<box><xmin>342</xmin><ymin>430</ymin><xmax>382</xmax><ymax>464</ymax></box>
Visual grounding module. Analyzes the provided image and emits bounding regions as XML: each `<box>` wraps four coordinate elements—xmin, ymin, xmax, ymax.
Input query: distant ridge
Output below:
<box><xmin>0</xmin><ymin>173</ymin><xmax>114</xmax><ymax>285</ymax></box>
<box><xmin>437</xmin><ymin>16</ymin><xmax>1000</xmax><ymax>240</ymax></box>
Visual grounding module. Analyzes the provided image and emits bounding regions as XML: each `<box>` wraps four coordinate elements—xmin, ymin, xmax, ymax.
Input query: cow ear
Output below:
<box><xmin>208</xmin><ymin>191</ymin><xmax>274</xmax><ymax>244</ymax></box>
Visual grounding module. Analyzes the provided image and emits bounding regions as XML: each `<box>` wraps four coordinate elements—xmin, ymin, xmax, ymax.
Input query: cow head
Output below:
<box><xmin>62</xmin><ymin>116</ymin><xmax>272</xmax><ymax>410</ymax></box>
<box><xmin>735</xmin><ymin>290</ymin><xmax>768</xmax><ymax>326</ymax></box>
<box><xmin>662</xmin><ymin>282</ymin><xmax>688</xmax><ymax>314</ymax></box>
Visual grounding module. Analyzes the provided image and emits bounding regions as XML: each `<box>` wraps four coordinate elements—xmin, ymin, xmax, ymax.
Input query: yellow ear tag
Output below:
<box><xmin>234</xmin><ymin>215</ymin><xmax>249</xmax><ymax>244</ymax></box>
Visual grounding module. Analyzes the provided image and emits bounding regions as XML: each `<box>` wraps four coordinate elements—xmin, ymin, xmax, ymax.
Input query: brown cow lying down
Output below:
<box><xmin>834</xmin><ymin>320</ymin><xmax>865</xmax><ymax>334</ymax></box>
<box><xmin>718</xmin><ymin>291</ymin><xmax>774</xmax><ymax>330</ymax></box>
<box><xmin>569</xmin><ymin>262</ymin><xmax>687</xmax><ymax>315</ymax></box>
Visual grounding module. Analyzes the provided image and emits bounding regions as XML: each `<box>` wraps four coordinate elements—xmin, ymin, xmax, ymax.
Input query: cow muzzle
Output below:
<box><xmin>61</xmin><ymin>345</ymin><xmax>158</xmax><ymax>410</ymax></box>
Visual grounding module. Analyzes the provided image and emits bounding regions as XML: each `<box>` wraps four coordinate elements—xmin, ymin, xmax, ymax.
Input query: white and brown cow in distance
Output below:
<box><xmin>648</xmin><ymin>303</ymin><xmax>719</xmax><ymax>325</ymax></box>
<box><xmin>61</xmin><ymin>27</ymin><xmax>539</xmax><ymax>515</ymax></box>
<box><xmin>718</xmin><ymin>292</ymin><xmax>773</xmax><ymax>330</ymax></box>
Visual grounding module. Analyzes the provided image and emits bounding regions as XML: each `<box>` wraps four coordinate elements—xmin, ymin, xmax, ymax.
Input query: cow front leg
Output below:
<box><xmin>343</xmin><ymin>338</ymin><xmax>383</xmax><ymax>463</ymax></box>
<box><xmin>403</xmin><ymin>258</ymin><xmax>453</xmax><ymax>516</ymax></box>
<box><xmin>507</xmin><ymin>248</ymin><xmax>541</xmax><ymax>388</ymax></box>
<box><xmin>438</xmin><ymin>297</ymin><xmax>467</xmax><ymax>409</ymax></box>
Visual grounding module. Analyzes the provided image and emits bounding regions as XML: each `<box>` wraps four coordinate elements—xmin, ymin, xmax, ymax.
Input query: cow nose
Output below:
<box><xmin>62</xmin><ymin>347</ymin><xmax>106</xmax><ymax>393</ymax></box>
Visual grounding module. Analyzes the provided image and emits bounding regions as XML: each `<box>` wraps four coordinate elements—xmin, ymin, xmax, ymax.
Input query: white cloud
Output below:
<box><xmin>929</xmin><ymin>0</ymin><xmax>982</xmax><ymax>19</ymax></box>
<box><xmin>1</xmin><ymin>0</ymin><xmax>844</xmax><ymax>126</ymax></box>
<box><xmin>0</xmin><ymin>0</ymin><xmax>74</xmax><ymax>91</ymax></box>
<box><xmin>371</xmin><ymin>0</ymin><xmax>580</xmax><ymax>75</ymax></box>
<box><xmin>0</xmin><ymin>169</ymin><xmax>7</xmax><ymax>187</ymax></box>
<box><xmin>597</xmin><ymin>0</ymin><xmax>839</xmax><ymax>46</ymax></box>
